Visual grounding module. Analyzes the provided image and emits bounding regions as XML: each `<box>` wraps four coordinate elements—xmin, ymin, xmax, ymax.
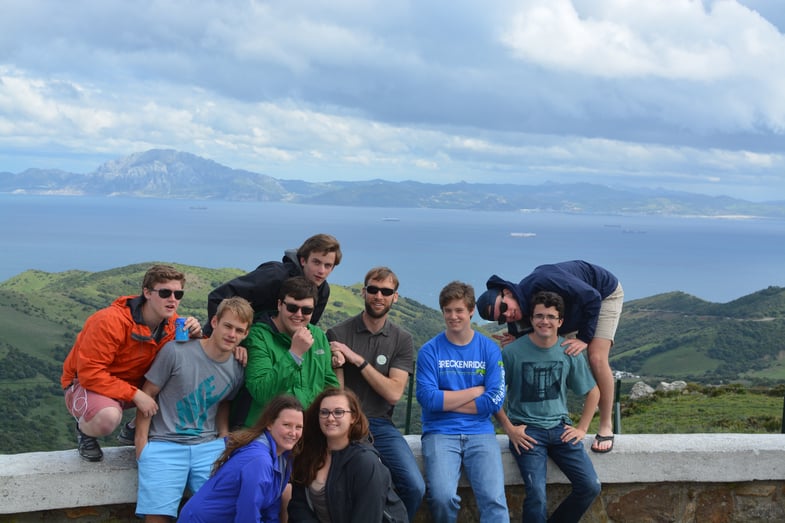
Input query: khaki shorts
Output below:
<box><xmin>595</xmin><ymin>283</ymin><xmax>624</xmax><ymax>341</ymax></box>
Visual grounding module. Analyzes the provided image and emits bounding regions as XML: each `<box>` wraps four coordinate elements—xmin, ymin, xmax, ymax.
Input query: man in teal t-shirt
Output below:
<box><xmin>495</xmin><ymin>290</ymin><xmax>602</xmax><ymax>523</ymax></box>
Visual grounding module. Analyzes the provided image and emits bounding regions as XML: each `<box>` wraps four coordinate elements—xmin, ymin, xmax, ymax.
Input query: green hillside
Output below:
<box><xmin>0</xmin><ymin>263</ymin><xmax>445</xmax><ymax>453</ymax></box>
<box><xmin>1</xmin><ymin>265</ymin><xmax>783</xmax><ymax>454</ymax></box>
<box><xmin>612</xmin><ymin>287</ymin><xmax>785</xmax><ymax>382</ymax></box>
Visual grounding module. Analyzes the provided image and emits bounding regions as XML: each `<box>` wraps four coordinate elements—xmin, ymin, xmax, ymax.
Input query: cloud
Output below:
<box><xmin>0</xmin><ymin>0</ymin><xmax>782</xmax><ymax>201</ymax></box>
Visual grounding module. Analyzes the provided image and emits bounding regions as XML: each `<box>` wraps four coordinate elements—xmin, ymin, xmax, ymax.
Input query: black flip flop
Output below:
<box><xmin>591</xmin><ymin>434</ymin><xmax>614</xmax><ymax>453</ymax></box>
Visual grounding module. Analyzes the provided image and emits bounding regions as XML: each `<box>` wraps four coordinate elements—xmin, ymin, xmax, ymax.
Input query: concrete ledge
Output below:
<box><xmin>2</xmin><ymin>434</ymin><xmax>785</xmax><ymax>514</ymax></box>
<box><xmin>0</xmin><ymin>446</ymin><xmax>138</xmax><ymax>513</ymax></box>
<box><xmin>405</xmin><ymin>433</ymin><xmax>785</xmax><ymax>486</ymax></box>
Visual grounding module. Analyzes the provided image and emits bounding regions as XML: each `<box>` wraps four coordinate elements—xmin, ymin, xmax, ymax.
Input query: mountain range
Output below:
<box><xmin>1</xmin><ymin>149</ymin><xmax>783</xmax><ymax>217</ymax></box>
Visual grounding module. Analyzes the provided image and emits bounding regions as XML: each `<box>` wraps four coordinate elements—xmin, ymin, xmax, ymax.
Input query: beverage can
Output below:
<box><xmin>175</xmin><ymin>317</ymin><xmax>188</xmax><ymax>342</ymax></box>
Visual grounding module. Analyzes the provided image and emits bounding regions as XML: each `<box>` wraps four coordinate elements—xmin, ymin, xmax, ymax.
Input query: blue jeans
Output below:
<box><xmin>509</xmin><ymin>424</ymin><xmax>601</xmax><ymax>523</ymax></box>
<box><xmin>422</xmin><ymin>433</ymin><xmax>509</xmax><ymax>523</ymax></box>
<box><xmin>369</xmin><ymin>417</ymin><xmax>425</xmax><ymax>522</ymax></box>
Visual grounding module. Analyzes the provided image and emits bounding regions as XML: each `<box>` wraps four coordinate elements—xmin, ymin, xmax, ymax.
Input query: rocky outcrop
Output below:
<box><xmin>629</xmin><ymin>380</ymin><xmax>688</xmax><ymax>400</ymax></box>
<box><xmin>656</xmin><ymin>380</ymin><xmax>688</xmax><ymax>393</ymax></box>
<box><xmin>629</xmin><ymin>381</ymin><xmax>656</xmax><ymax>400</ymax></box>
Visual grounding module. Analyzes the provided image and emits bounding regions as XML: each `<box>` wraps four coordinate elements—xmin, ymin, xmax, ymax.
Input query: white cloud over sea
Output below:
<box><xmin>0</xmin><ymin>0</ymin><xmax>783</xmax><ymax>200</ymax></box>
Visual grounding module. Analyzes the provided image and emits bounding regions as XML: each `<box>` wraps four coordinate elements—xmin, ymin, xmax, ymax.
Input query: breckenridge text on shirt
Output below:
<box><xmin>438</xmin><ymin>359</ymin><xmax>486</xmax><ymax>370</ymax></box>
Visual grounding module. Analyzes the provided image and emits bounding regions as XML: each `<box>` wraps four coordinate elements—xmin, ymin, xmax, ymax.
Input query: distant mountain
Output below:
<box><xmin>1</xmin><ymin>148</ymin><xmax>783</xmax><ymax>217</ymax></box>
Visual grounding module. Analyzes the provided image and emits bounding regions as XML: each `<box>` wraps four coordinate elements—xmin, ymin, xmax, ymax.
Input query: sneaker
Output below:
<box><xmin>76</xmin><ymin>424</ymin><xmax>103</xmax><ymax>462</ymax></box>
<box><xmin>117</xmin><ymin>422</ymin><xmax>135</xmax><ymax>445</ymax></box>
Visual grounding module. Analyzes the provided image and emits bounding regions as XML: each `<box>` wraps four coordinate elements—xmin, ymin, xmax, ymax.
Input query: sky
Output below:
<box><xmin>1</xmin><ymin>0</ymin><xmax>783</xmax><ymax>202</ymax></box>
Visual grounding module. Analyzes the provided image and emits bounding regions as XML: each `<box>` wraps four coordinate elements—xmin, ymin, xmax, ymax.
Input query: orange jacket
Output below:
<box><xmin>60</xmin><ymin>295</ymin><xmax>177</xmax><ymax>402</ymax></box>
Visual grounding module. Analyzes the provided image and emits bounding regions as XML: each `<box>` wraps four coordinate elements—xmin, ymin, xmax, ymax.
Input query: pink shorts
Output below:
<box><xmin>64</xmin><ymin>380</ymin><xmax>133</xmax><ymax>422</ymax></box>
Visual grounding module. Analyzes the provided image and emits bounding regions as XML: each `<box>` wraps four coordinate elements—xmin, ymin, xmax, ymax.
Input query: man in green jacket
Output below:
<box><xmin>240</xmin><ymin>276</ymin><xmax>340</xmax><ymax>427</ymax></box>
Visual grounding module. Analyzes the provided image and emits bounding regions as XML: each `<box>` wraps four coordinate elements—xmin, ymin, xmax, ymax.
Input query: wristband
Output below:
<box><xmin>357</xmin><ymin>360</ymin><xmax>369</xmax><ymax>371</ymax></box>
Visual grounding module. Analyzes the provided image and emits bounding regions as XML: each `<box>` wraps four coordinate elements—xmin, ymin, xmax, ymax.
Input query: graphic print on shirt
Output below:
<box><xmin>520</xmin><ymin>361</ymin><xmax>564</xmax><ymax>403</ymax></box>
<box><xmin>175</xmin><ymin>375</ymin><xmax>232</xmax><ymax>435</ymax></box>
<box><xmin>438</xmin><ymin>358</ymin><xmax>486</xmax><ymax>378</ymax></box>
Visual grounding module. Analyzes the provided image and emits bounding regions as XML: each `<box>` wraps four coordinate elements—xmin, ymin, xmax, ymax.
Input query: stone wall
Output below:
<box><xmin>2</xmin><ymin>434</ymin><xmax>785</xmax><ymax>522</ymax></box>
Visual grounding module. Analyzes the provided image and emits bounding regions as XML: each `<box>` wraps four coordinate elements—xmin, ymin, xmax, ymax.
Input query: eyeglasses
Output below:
<box><xmin>282</xmin><ymin>301</ymin><xmax>314</xmax><ymax>315</ymax></box>
<box><xmin>318</xmin><ymin>408</ymin><xmax>353</xmax><ymax>419</ymax></box>
<box><xmin>150</xmin><ymin>288</ymin><xmax>185</xmax><ymax>300</ymax></box>
<box><xmin>532</xmin><ymin>313</ymin><xmax>561</xmax><ymax>321</ymax></box>
<box><xmin>365</xmin><ymin>285</ymin><xmax>395</xmax><ymax>297</ymax></box>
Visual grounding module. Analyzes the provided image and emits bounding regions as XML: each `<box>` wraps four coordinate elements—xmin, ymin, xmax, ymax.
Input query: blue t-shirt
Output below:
<box><xmin>502</xmin><ymin>334</ymin><xmax>596</xmax><ymax>430</ymax></box>
<box><xmin>416</xmin><ymin>331</ymin><xmax>505</xmax><ymax>435</ymax></box>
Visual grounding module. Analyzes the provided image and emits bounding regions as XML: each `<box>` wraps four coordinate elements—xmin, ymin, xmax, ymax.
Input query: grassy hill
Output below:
<box><xmin>1</xmin><ymin>265</ymin><xmax>783</xmax><ymax>454</ymax></box>
<box><xmin>612</xmin><ymin>287</ymin><xmax>785</xmax><ymax>383</ymax></box>
<box><xmin>0</xmin><ymin>263</ymin><xmax>444</xmax><ymax>453</ymax></box>
<box><xmin>603</xmin><ymin>382</ymin><xmax>784</xmax><ymax>435</ymax></box>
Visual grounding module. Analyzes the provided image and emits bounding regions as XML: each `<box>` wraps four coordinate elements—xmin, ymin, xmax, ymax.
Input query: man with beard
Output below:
<box><xmin>327</xmin><ymin>267</ymin><xmax>425</xmax><ymax>521</ymax></box>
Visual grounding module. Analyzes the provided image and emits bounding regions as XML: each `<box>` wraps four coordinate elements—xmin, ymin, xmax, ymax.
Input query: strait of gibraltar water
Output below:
<box><xmin>1</xmin><ymin>194</ymin><xmax>783</xmax><ymax>308</ymax></box>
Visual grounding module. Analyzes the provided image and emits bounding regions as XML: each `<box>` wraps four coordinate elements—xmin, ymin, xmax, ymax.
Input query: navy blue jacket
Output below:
<box><xmin>486</xmin><ymin>260</ymin><xmax>618</xmax><ymax>343</ymax></box>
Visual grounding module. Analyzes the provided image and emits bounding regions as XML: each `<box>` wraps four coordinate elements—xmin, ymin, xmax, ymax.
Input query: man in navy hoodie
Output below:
<box><xmin>476</xmin><ymin>260</ymin><xmax>623</xmax><ymax>453</ymax></box>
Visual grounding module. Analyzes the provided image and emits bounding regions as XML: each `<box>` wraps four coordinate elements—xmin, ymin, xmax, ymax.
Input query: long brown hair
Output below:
<box><xmin>291</xmin><ymin>387</ymin><xmax>368</xmax><ymax>486</ymax></box>
<box><xmin>212</xmin><ymin>395</ymin><xmax>304</xmax><ymax>475</ymax></box>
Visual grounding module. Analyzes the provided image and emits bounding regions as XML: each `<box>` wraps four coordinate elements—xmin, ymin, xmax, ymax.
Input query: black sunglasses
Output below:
<box><xmin>365</xmin><ymin>285</ymin><xmax>395</xmax><ymax>297</ymax></box>
<box><xmin>497</xmin><ymin>290</ymin><xmax>509</xmax><ymax>323</ymax></box>
<box><xmin>150</xmin><ymin>288</ymin><xmax>184</xmax><ymax>300</ymax></box>
<box><xmin>282</xmin><ymin>301</ymin><xmax>314</xmax><ymax>315</ymax></box>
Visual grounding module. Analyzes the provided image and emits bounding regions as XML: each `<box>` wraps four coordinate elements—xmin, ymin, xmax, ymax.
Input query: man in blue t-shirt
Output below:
<box><xmin>495</xmin><ymin>291</ymin><xmax>601</xmax><ymax>523</ymax></box>
<box><xmin>416</xmin><ymin>281</ymin><xmax>508</xmax><ymax>523</ymax></box>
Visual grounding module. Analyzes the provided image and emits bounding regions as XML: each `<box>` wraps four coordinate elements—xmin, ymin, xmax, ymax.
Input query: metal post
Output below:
<box><xmin>781</xmin><ymin>387</ymin><xmax>785</xmax><ymax>434</ymax></box>
<box><xmin>404</xmin><ymin>368</ymin><xmax>415</xmax><ymax>435</ymax></box>
<box><xmin>613</xmin><ymin>378</ymin><xmax>622</xmax><ymax>434</ymax></box>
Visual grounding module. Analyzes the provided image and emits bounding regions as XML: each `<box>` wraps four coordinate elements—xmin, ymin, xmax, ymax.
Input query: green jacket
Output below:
<box><xmin>243</xmin><ymin>319</ymin><xmax>339</xmax><ymax>426</ymax></box>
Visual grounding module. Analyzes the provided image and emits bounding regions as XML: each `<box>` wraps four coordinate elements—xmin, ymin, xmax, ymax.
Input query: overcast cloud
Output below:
<box><xmin>0</xmin><ymin>0</ymin><xmax>783</xmax><ymax>201</ymax></box>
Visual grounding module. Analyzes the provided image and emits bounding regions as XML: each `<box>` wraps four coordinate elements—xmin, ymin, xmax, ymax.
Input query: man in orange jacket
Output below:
<box><xmin>61</xmin><ymin>264</ymin><xmax>202</xmax><ymax>461</ymax></box>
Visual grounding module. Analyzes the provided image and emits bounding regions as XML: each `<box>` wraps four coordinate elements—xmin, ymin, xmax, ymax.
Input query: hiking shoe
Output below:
<box><xmin>117</xmin><ymin>422</ymin><xmax>135</xmax><ymax>445</ymax></box>
<box><xmin>76</xmin><ymin>425</ymin><xmax>103</xmax><ymax>462</ymax></box>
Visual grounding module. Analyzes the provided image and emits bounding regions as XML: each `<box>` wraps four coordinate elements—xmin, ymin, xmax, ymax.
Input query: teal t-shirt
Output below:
<box><xmin>502</xmin><ymin>335</ymin><xmax>595</xmax><ymax>430</ymax></box>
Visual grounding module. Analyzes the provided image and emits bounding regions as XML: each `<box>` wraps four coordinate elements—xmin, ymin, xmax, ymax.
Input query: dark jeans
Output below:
<box><xmin>509</xmin><ymin>424</ymin><xmax>601</xmax><ymax>523</ymax></box>
<box><xmin>369</xmin><ymin>417</ymin><xmax>425</xmax><ymax>521</ymax></box>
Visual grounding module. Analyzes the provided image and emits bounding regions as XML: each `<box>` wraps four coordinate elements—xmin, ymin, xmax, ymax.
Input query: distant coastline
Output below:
<box><xmin>2</xmin><ymin>149</ymin><xmax>783</xmax><ymax>219</ymax></box>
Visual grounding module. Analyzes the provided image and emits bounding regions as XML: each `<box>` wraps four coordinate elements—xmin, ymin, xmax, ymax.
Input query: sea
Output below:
<box><xmin>1</xmin><ymin>194</ymin><xmax>783</xmax><ymax>308</ymax></box>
